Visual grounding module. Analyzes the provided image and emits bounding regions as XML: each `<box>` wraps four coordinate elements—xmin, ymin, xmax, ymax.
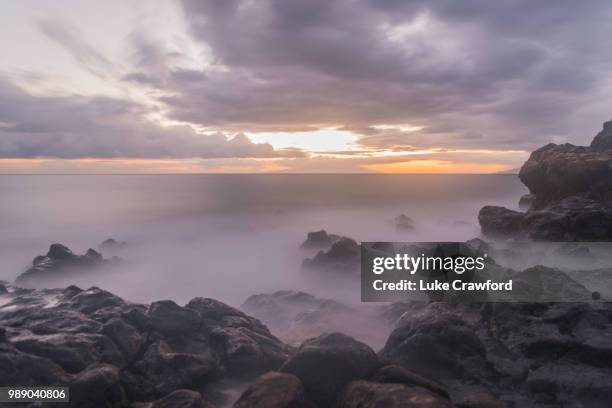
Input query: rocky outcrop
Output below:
<box><xmin>302</xmin><ymin>238</ymin><xmax>360</xmax><ymax>274</ymax></box>
<box><xmin>300</xmin><ymin>230</ymin><xmax>342</xmax><ymax>250</ymax></box>
<box><xmin>0</xmin><ymin>284</ymin><xmax>291</xmax><ymax>406</ymax></box>
<box><xmin>480</xmin><ymin>197</ymin><xmax>612</xmax><ymax>240</ymax></box>
<box><xmin>479</xmin><ymin>119</ymin><xmax>612</xmax><ymax>240</ymax></box>
<box><xmin>15</xmin><ymin>243</ymin><xmax>120</xmax><ymax>287</ymax></box>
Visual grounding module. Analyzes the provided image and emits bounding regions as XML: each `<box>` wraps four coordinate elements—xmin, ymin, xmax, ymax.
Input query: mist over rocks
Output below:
<box><xmin>15</xmin><ymin>243</ymin><xmax>121</xmax><ymax>287</ymax></box>
<box><xmin>300</xmin><ymin>230</ymin><xmax>342</xmax><ymax>250</ymax></box>
<box><xmin>302</xmin><ymin>237</ymin><xmax>361</xmax><ymax>274</ymax></box>
<box><xmin>479</xmin><ymin>119</ymin><xmax>612</xmax><ymax>240</ymax></box>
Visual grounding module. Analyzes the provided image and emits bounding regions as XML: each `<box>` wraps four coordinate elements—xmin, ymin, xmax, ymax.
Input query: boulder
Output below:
<box><xmin>70</xmin><ymin>364</ymin><xmax>127</xmax><ymax>408</ymax></box>
<box><xmin>280</xmin><ymin>332</ymin><xmax>380</xmax><ymax>407</ymax></box>
<box><xmin>379</xmin><ymin>307</ymin><xmax>489</xmax><ymax>382</ymax></box>
<box><xmin>233</xmin><ymin>371</ymin><xmax>316</xmax><ymax>408</ymax></box>
<box><xmin>336</xmin><ymin>381</ymin><xmax>453</xmax><ymax>408</ymax></box>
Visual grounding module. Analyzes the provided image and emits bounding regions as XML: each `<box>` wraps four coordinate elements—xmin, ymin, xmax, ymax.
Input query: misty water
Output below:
<box><xmin>0</xmin><ymin>174</ymin><xmax>526</xmax><ymax>306</ymax></box>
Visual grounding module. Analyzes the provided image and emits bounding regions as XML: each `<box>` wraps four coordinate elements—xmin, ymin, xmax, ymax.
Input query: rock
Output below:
<box><xmin>302</xmin><ymin>238</ymin><xmax>360</xmax><ymax>274</ymax></box>
<box><xmin>478</xmin><ymin>206</ymin><xmax>525</xmax><ymax>238</ymax></box>
<box><xmin>0</xmin><ymin>283</ymin><xmax>7</xmax><ymax>294</ymax></box>
<box><xmin>336</xmin><ymin>380</ymin><xmax>453</xmax><ymax>408</ymax></box>
<box><xmin>101</xmin><ymin>317</ymin><xmax>142</xmax><ymax>361</ymax></box>
<box><xmin>518</xmin><ymin>193</ymin><xmax>535</xmax><ymax>210</ymax></box>
<box><xmin>395</xmin><ymin>214</ymin><xmax>416</xmax><ymax>231</ymax></box>
<box><xmin>186</xmin><ymin>297</ymin><xmax>292</xmax><ymax>378</ymax></box>
<box><xmin>379</xmin><ymin>306</ymin><xmax>489</xmax><ymax>382</ymax></box>
<box><xmin>0</xmin><ymin>284</ymin><xmax>292</xmax><ymax>406</ymax></box>
<box><xmin>15</xmin><ymin>244</ymin><xmax>119</xmax><ymax>287</ymax></box>
<box><xmin>591</xmin><ymin>119</ymin><xmax>612</xmax><ymax>152</ymax></box>
<box><xmin>479</xmin><ymin>197</ymin><xmax>612</xmax><ymax>241</ymax></box>
<box><xmin>280</xmin><ymin>332</ymin><xmax>380</xmax><ymax>407</ymax></box>
<box><xmin>371</xmin><ymin>365</ymin><xmax>449</xmax><ymax>399</ymax></box>
<box><xmin>70</xmin><ymin>364</ymin><xmax>127</xmax><ymax>408</ymax></box>
<box><xmin>149</xmin><ymin>300</ymin><xmax>202</xmax><ymax>335</ymax></box>
<box><xmin>233</xmin><ymin>371</ymin><xmax>316</xmax><ymax>408</ymax></box>
<box><xmin>479</xmin><ymin>119</ymin><xmax>612</xmax><ymax>240</ymax></box>
<box><xmin>300</xmin><ymin>230</ymin><xmax>341</xmax><ymax>250</ymax></box>
<box><xmin>151</xmin><ymin>389</ymin><xmax>214</xmax><ymax>408</ymax></box>
<box><xmin>519</xmin><ymin>142</ymin><xmax>612</xmax><ymax>208</ymax></box>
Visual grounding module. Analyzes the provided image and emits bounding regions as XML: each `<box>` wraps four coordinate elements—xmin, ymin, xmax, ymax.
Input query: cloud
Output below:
<box><xmin>151</xmin><ymin>0</ymin><xmax>612</xmax><ymax>150</ymax></box>
<box><xmin>0</xmin><ymin>80</ymin><xmax>303</xmax><ymax>159</ymax></box>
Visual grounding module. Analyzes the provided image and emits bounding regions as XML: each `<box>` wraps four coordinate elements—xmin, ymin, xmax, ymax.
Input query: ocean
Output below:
<box><xmin>0</xmin><ymin>174</ymin><xmax>526</xmax><ymax>306</ymax></box>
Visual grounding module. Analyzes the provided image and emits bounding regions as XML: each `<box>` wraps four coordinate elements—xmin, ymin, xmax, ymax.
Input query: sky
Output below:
<box><xmin>1</xmin><ymin>0</ymin><xmax>611</xmax><ymax>174</ymax></box>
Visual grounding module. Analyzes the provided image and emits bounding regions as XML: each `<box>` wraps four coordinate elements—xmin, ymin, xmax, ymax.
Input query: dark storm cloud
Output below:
<box><xmin>0</xmin><ymin>80</ymin><xmax>303</xmax><ymax>159</ymax></box>
<box><xmin>157</xmin><ymin>0</ymin><xmax>612</xmax><ymax>149</ymax></box>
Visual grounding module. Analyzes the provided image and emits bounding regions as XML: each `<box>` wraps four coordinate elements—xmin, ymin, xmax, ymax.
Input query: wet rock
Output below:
<box><xmin>101</xmin><ymin>317</ymin><xmax>142</xmax><ymax>361</ymax></box>
<box><xmin>300</xmin><ymin>230</ymin><xmax>341</xmax><ymax>250</ymax></box>
<box><xmin>149</xmin><ymin>300</ymin><xmax>202</xmax><ymax>335</ymax></box>
<box><xmin>280</xmin><ymin>332</ymin><xmax>380</xmax><ymax>407</ymax></box>
<box><xmin>336</xmin><ymin>380</ymin><xmax>453</xmax><ymax>408</ymax></box>
<box><xmin>0</xmin><ymin>284</ymin><xmax>292</xmax><ymax>406</ymax></box>
<box><xmin>233</xmin><ymin>371</ymin><xmax>316</xmax><ymax>408</ymax></box>
<box><xmin>127</xmin><ymin>340</ymin><xmax>218</xmax><ymax>398</ymax></box>
<box><xmin>302</xmin><ymin>238</ymin><xmax>360</xmax><ymax>274</ymax></box>
<box><xmin>70</xmin><ymin>364</ymin><xmax>127</xmax><ymax>408</ymax></box>
<box><xmin>395</xmin><ymin>214</ymin><xmax>416</xmax><ymax>231</ymax></box>
<box><xmin>15</xmin><ymin>244</ymin><xmax>119</xmax><ymax>287</ymax></box>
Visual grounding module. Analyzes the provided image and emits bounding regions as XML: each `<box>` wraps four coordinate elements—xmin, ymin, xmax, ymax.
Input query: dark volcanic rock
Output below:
<box><xmin>480</xmin><ymin>197</ymin><xmax>612</xmax><ymax>240</ymax></box>
<box><xmin>302</xmin><ymin>238</ymin><xmax>360</xmax><ymax>274</ymax></box>
<box><xmin>380</xmin><ymin>306</ymin><xmax>490</xmax><ymax>383</ymax></box>
<box><xmin>15</xmin><ymin>243</ymin><xmax>119</xmax><ymax>287</ymax></box>
<box><xmin>280</xmin><ymin>332</ymin><xmax>380</xmax><ymax>407</ymax></box>
<box><xmin>233</xmin><ymin>371</ymin><xmax>316</xmax><ymax>408</ymax></box>
<box><xmin>300</xmin><ymin>230</ymin><xmax>341</xmax><ymax>250</ymax></box>
<box><xmin>479</xmin><ymin>120</ymin><xmax>612</xmax><ymax>240</ymax></box>
<box><xmin>336</xmin><ymin>380</ymin><xmax>453</xmax><ymax>408</ymax></box>
<box><xmin>0</xmin><ymin>284</ymin><xmax>291</xmax><ymax>406</ymax></box>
